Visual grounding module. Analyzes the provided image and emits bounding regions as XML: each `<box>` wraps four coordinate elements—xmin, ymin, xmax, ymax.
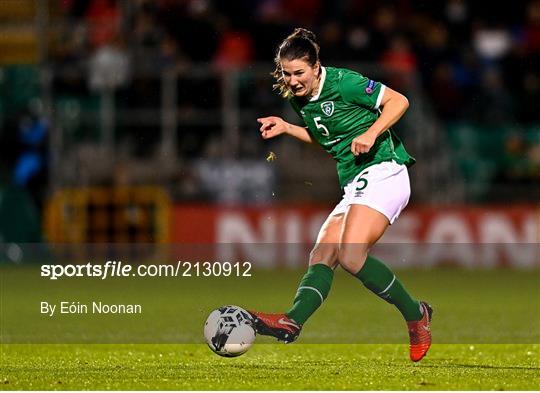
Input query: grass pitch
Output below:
<box><xmin>2</xmin><ymin>343</ymin><xmax>539</xmax><ymax>390</ymax></box>
<box><xmin>1</xmin><ymin>266</ymin><xmax>539</xmax><ymax>389</ymax></box>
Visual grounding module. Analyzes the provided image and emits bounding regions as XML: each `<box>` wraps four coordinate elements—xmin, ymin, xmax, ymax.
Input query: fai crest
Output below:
<box><xmin>321</xmin><ymin>101</ymin><xmax>334</xmax><ymax>117</ymax></box>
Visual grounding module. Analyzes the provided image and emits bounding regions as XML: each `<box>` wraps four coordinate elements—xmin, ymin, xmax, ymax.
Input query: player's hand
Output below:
<box><xmin>257</xmin><ymin>116</ymin><xmax>288</xmax><ymax>139</ymax></box>
<box><xmin>351</xmin><ymin>132</ymin><xmax>376</xmax><ymax>156</ymax></box>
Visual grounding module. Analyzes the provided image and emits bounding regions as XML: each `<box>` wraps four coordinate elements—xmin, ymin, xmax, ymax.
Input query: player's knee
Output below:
<box><xmin>309</xmin><ymin>244</ymin><xmax>338</xmax><ymax>268</ymax></box>
<box><xmin>338</xmin><ymin>245</ymin><xmax>368</xmax><ymax>274</ymax></box>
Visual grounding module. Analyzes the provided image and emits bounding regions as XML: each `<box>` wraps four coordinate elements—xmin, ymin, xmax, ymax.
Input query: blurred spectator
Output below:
<box><xmin>428</xmin><ymin>63</ymin><xmax>463</xmax><ymax>121</ymax></box>
<box><xmin>345</xmin><ymin>26</ymin><xmax>373</xmax><ymax>61</ymax></box>
<box><xmin>527</xmin><ymin>141</ymin><xmax>540</xmax><ymax>180</ymax></box>
<box><xmin>524</xmin><ymin>0</ymin><xmax>540</xmax><ymax>54</ymax></box>
<box><xmin>380</xmin><ymin>35</ymin><xmax>418</xmax><ymax>90</ymax></box>
<box><xmin>88</xmin><ymin>37</ymin><xmax>130</xmax><ymax>91</ymax></box>
<box><xmin>214</xmin><ymin>29</ymin><xmax>254</xmax><ymax>69</ymax></box>
<box><xmin>381</xmin><ymin>36</ymin><xmax>417</xmax><ymax>73</ymax></box>
<box><xmin>445</xmin><ymin>0</ymin><xmax>470</xmax><ymax>34</ymax></box>
<box><xmin>159</xmin><ymin>33</ymin><xmax>188</xmax><ymax>70</ymax></box>
<box><xmin>472</xmin><ymin>21</ymin><xmax>513</xmax><ymax>67</ymax></box>
<box><xmin>319</xmin><ymin>21</ymin><xmax>347</xmax><ymax>62</ymax></box>
<box><xmin>50</xmin><ymin>5</ymin><xmax>89</xmax><ymax>95</ymax></box>
<box><xmin>416</xmin><ymin>20</ymin><xmax>454</xmax><ymax>90</ymax></box>
<box><xmin>369</xmin><ymin>5</ymin><xmax>400</xmax><ymax>60</ymax></box>
<box><xmin>453</xmin><ymin>48</ymin><xmax>482</xmax><ymax>91</ymax></box>
<box><xmin>473</xmin><ymin>68</ymin><xmax>515</xmax><ymax>125</ymax></box>
<box><xmin>132</xmin><ymin>1</ymin><xmax>165</xmax><ymax>73</ymax></box>
<box><xmin>495</xmin><ymin>133</ymin><xmax>540</xmax><ymax>187</ymax></box>
<box><xmin>12</xmin><ymin>106</ymin><xmax>49</xmax><ymax>209</ymax></box>
<box><xmin>500</xmin><ymin>134</ymin><xmax>529</xmax><ymax>182</ymax></box>
<box><xmin>85</xmin><ymin>0</ymin><xmax>122</xmax><ymax>49</ymax></box>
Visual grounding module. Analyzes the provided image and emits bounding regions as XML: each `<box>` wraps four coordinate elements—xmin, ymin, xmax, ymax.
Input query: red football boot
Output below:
<box><xmin>407</xmin><ymin>301</ymin><xmax>433</xmax><ymax>362</ymax></box>
<box><xmin>248</xmin><ymin>311</ymin><xmax>301</xmax><ymax>343</ymax></box>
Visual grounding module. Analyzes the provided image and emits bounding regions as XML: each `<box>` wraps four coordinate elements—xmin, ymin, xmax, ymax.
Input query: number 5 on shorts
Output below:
<box><xmin>355</xmin><ymin>172</ymin><xmax>369</xmax><ymax>191</ymax></box>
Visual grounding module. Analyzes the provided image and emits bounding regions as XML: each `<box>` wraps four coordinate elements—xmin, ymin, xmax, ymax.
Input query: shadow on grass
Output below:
<box><xmin>420</xmin><ymin>363</ymin><xmax>540</xmax><ymax>371</ymax></box>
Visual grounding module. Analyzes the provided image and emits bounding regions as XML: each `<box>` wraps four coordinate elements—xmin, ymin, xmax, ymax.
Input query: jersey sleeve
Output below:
<box><xmin>339</xmin><ymin>71</ymin><xmax>386</xmax><ymax>110</ymax></box>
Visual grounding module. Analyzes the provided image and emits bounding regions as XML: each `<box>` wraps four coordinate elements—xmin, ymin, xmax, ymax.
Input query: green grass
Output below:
<box><xmin>1</xmin><ymin>267</ymin><xmax>538</xmax><ymax>344</ymax></box>
<box><xmin>1</xmin><ymin>344</ymin><xmax>539</xmax><ymax>390</ymax></box>
<box><xmin>1</xmin><ymin>266</ymin><xmax>539</xmax><ymax>389</ymax></box>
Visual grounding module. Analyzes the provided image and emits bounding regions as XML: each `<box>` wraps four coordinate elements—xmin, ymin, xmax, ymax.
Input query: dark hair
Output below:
<box><xmin>272</xmin><ymin>28</ymin><xmax>320</xmax><ymax>98</ymax></box>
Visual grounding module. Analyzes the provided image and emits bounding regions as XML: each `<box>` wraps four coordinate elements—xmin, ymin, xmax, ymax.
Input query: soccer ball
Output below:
<box><xmin>204</xmin><ymin>305</ymin><xmax>256</xmax><ymax>357</ymax></box>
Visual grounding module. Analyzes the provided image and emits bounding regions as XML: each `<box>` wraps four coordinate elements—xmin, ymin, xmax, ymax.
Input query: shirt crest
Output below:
<box><xmin>321</xmin><ymin>101</ymin><xmax>334</xmax><ymax>117</ymax></box>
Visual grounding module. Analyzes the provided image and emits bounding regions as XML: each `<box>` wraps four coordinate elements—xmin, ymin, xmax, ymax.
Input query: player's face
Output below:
<box><xmin>281</xmin><ymin>58</ymin><xmax>320</xmax><ymax>97</ymax></box>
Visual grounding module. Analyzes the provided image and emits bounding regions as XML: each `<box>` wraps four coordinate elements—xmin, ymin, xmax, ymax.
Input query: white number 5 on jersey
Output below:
<box><xmin>313</xmin><ymin>116</ymin><xmax>330</xmax><ymax>137</ymax></box>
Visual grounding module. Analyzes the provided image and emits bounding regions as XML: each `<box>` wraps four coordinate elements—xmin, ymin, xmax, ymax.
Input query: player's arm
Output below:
<box><xmin>257</xmin><ymin>116</ymin><xmax>313</xmax><ymax>143</ymax></box>
<box><xmin>366</xmin><ymin>87</ymin><xmax>409</xmax><ymax>139</ymax></box>
<box><xmin>351</xmin><ymin>87</ymin><xmax>409</xmax><ymax>155</ymax></box>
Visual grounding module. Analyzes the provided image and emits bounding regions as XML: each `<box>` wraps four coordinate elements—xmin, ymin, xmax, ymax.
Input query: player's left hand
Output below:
<box><xmin>351</xmin><ymin>132</ymin><xmax>376</xmax><ymax>156</ymax></box>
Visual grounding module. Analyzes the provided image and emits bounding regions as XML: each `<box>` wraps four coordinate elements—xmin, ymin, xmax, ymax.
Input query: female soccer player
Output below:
<box><xmin>249</xmin><ymin>28</ymin><xmax>432</xmax><ymax>362</ymax></box>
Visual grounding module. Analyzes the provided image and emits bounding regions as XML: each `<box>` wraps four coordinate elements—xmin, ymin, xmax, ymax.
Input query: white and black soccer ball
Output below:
<box><xmin>204</xmin><ymin>305</ymin><xmax>256</xmax><ymax>357</ymax></box>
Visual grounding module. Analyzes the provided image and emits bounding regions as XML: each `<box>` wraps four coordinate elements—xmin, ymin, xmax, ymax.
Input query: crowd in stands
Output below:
<box><xmin>54</xmin><ymin>0</ymin><xmax>540</xmax><ymax>124</ymax></box>
<box><xmin>1</xmin><ymin>0</ymin><xmax>530</xmax><ymax>205</ymax></box>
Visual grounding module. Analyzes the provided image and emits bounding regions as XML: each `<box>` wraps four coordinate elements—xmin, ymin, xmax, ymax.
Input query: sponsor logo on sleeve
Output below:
<box><xmin>365</xmin><ymin>79</ymin><xmax>376</xmax><ymax>95</ymax></box>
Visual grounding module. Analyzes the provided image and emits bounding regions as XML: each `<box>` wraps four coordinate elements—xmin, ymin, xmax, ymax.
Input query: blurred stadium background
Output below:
<box><xmin>0</xmin><ymin>0</ymin><xmax>538</xmax><ymax>267</ymax></box>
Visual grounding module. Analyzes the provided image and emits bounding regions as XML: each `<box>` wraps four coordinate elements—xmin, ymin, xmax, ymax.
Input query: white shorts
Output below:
<box><xmin>330</xmin><ymin>161</ymin><xmax>410</xmax><ymax>224</ymax></box>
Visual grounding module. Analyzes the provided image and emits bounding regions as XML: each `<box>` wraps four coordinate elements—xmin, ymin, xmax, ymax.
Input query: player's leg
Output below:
<box><xmin>339</xmin><ymin>204</ymin><xmax>423</xmax><ymax>321</ymax></box>
<box><xmin>285</xmin><ymin>213</ymin><xmax>342</xmax><ymax>324</ymax></box>
<box><xmin>249</xmin><ymin>213</ymin><xmax>343</xmax><ymax>343</ymax></box>
<box><xmin>339</xmin><ymin>204</ymin><xmax>432</xmax><ymax>362</ymax></box>
<box><xmin>338</xmin><ymin>161</ymin><xmax>432</xmax><ymax>361</ymax></box>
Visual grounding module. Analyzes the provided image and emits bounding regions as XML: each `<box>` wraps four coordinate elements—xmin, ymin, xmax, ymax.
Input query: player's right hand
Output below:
<box><xmin>257</xmin><ymin>116</ymin><xmax>288</xmax><ymax>139</ymax></box>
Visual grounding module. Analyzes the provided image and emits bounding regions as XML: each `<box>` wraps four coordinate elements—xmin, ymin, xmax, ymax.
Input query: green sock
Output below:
<box><xmin>355</xmin><ymin>255</ymin><xmax>422</xmax><ymax>321</ymax></box>
<box><xmin>286</xmin><ymin>263</ymin><xmax>334</xmax><ymax>325</ymax></box>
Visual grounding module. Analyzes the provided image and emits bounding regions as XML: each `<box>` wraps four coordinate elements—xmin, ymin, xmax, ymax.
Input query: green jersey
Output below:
<box><xmin>289</xmin><ymin>66</ymin><xmax>415</xmax><ymax>188</ymax></box>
